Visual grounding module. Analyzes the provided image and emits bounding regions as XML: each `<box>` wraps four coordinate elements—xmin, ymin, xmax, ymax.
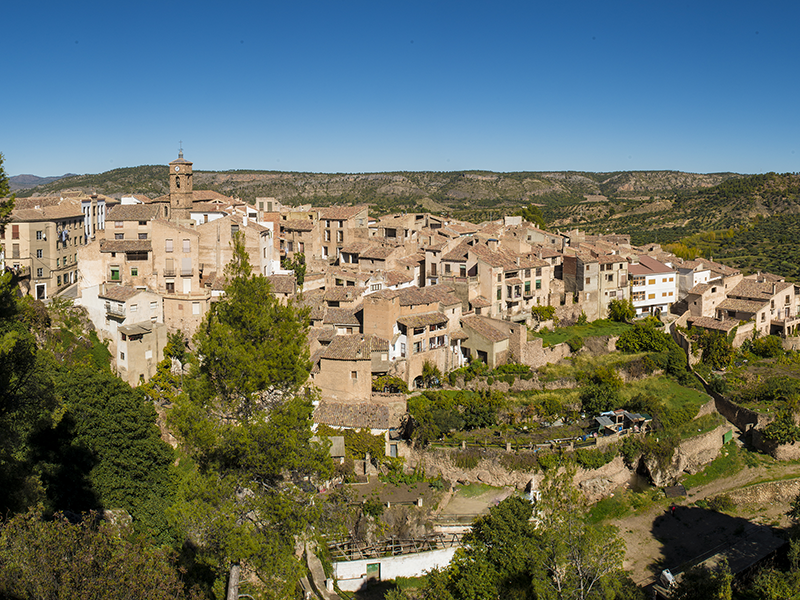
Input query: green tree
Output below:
<box><xmin>281</xmin><ymin>252</ymin><xmax>306</xmax><ymax>287</ymax></box>
<box><xmin>422</xmin><ymin>360</ymin><xmax>443</xmax><ymax>388</ymax></box>
<box><xmin>170</xmin><ymin>233</ymin><xmax>332</xmax><ymax>598</ymax></box>
<box><xmin>697</xmin><ymin>330</ymin><xmax>734</xmax><ymax>370</ymax></box>
<box><xmin>0</xmin><ymin>152</ymin><xmax>15</xmax><ymax>228</ymax></box>
<box><xmin>608</xmin><ymin>298</ymin><xmax>636</xmax><ymax>323</ymax></box>
<box><xmin>517</xmin><ymin>204</ymin><xmax>547</xmax><ymax>229</ymax></box>
<box><xmin>192</xmin><ymin>233</ymin><xmax>311</xmax><ymax>418</ymax></box>
<box><xmin>0</xmin><ymin>509</ymin><xmax>198</xmax><ymax>600</ymax></box>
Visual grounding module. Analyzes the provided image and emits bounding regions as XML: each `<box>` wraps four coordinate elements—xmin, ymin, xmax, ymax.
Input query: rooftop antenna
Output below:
<box><xmin>178</xmin><ymin>141</ymin><xmax>184</xmax><ymax>159</ymax></box>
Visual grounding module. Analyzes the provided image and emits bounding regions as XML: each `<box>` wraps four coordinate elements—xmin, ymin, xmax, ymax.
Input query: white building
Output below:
<box><xmin>628</xmin><ymin>255</ymin><xmax>676</xmax><ymax>316</ymax></box>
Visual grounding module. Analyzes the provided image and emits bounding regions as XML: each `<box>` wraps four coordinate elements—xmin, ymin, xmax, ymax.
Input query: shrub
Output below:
<box><xmin>567</xmin><ymin>337</ymin><xmax>584</xmax><ymax>352</ymax></box>
<box><xmin>576</xmin><ymin>312</ymin><xmax>588</xmax><ymax>325</ymax></box>
<box><xmin>751</xmin><ymin>335</ymin><xmax>785</xmax><ymax>358</ymax></box>
<box><xmin>499</xmin><ymin>452</ymin><xmax>539</xmax><ymax>472</ymax></box>
<box><xmin>531</xmin><ymin>305</ymin><xmax>557</xmax><ymax>323</ymax></box>
<box><xmin>362</xmin><ymin>497</ymin><xmax>385</xmax><ymax>518</ymax></box>
<box><xmin>616</xmin><ymin>321</ymin><xmax>671</xmax><ymax>353</ymax></box>
<box><xmin>451</xmin><ymin>447</ymin><xmax>482</xmax><ymax>469</ymax></box>
<box><xmin>372</xmin><ymin>375</ymin><xmax>409</xmax><ymax>394</ymax></box>
<box><xmin>762</xmin><ymin>408</ymin><xmax>800</xmax><ymax>444</ymax></box>
<box><xmin>708</xmin><ymin>494</ymin><xmax>735</xmax><ymax>512</ymax></box>
<box><xmin>575</xmin><ymin>446</ymin><xmax>617</xmax><ymax>470</ymax></box>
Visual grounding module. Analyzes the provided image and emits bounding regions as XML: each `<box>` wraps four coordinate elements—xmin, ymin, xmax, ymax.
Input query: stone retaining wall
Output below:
<box><xmin>726</xmin><ymin>478</ymin><xmax>800</xmax><ymax>505</ymax></box>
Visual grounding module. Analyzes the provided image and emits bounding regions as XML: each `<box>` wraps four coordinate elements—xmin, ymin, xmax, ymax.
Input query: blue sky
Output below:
<box><xmin>3</xmin><ymin>1</ymin><xmax>799</xmax><ymax>177</ymax></box>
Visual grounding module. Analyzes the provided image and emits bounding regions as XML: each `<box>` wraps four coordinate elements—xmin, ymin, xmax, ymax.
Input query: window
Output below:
<box><xmin>12</xmin><ymin>225</ymin><xmax>19</xmax><ymax>239</ymax></box>
<box><xmin>131</xmin><ymin>267</ymin><xmax>138</xmax><ymax>276</ymax></box>
<box><xmin>35</xmin><ymin>267</ymin><xmax>43</xmax><ymax>277</ymax></box>
<box><xmin>336</xmin><ymin>230</ymin><xmax>343</xmax><ymax>242</ymax></box>
<box><xmin>130</xmin><ymin>304</ymin><xmax>138</xmax><ymax>312</ymax></box>
<box><xmin>115</xmin><ymin>221</ymin><xmax>123</xmax><ymax>229</ymax></box>
<box><xmin>669</xmin><ymin>277</ymin><xmax>674</xmax><ymax>282</ymax></box>
<box><xmin>115</xmin><ymin>233</ymin><xmax>124</xmax><ymax>239</ymax></box>
<box><xmin>497</xmin><ymin>288</ymin><xmax>502</xmax><ymax>300</ymax></box>
<box><xmin>150</xmin><ymin>301</ymin><xmax>157</xmax><ymax>310</ymax></box>
<box><xmin>606</xmin><ymin>274</ymin><xmax>613</xmax><ymax>282</ymax></box>
<box><xmin>413</xmin><ymin>327</ymin><xmax>425</xmax><ymax>336</ymax></box>
<box><xmin>585</xmin><ymin>277</ymin><xmax>591</xmax><ymax>285</ymax></box>
<box><xmin>182</xmin><ymin>239</ymin><xmax>191</xmax><ymax>253</ymax></box>
<box><xmin>497</xmin><ymin>273</ymin><xmax>501</xmax><ymax>282</ymax></box>
<box><xmin>165</xmin><ymin>239</ymin><xmax>173</xmax><ymax>253</ymax></box>
<box><xmin>138</xmin><ymin>233</ymin><xmax>147</xmax><ymax>240</ymax></box>
<box><xmin>36</xmin><ymin>249</ymin><xmax>43</xmax><ymax>258</ymax></box>
<box><xmin>648</xmin><ymin>278</ymin><xmax>655</xmax><ymax>285</ymax></box>
<box><xmin>57</xmin><ymin>276</ymin><xmax>61</xmax><ymax>286</ymax></box>
<box><xmin>536</xmin><ymin>279</ymin><xmax>542</xmax><ymax>290</ymax></box>
<box><xmin>36</xmin><ymin>230</ymin><xmax>43</xmax><ymax>240</ymax></box>
<box><xmin>110</xmin><ymin>267</ymin><xmax>120</xmax><ymax>281</ymax></box>
<box><xmin>120</xmin><ymin>352</ymin><xmax>125</xmax><ymax>360</ymax></box>
<box><xmin>166</xmin><ymin>281</ymin><xmax>175</xmax><ymax>293</ymax></box>
<box><xmin>287</xmin><ymin>241</ymin><xmax>294</xmax><ymax>252</ymax></box>
<box><xmin>192</xmin><ymin>302</ymin><xmax>200</xmax><ymax>315</ymax></box>
<box><xmin>648</xmin><ymin>293</ymin><xmax>655</xmax><ymax>299</ymax></box>
<box><xmin>371</xmin><ymin>283</ymin><xmax>381</xmax><ymax>291</ymax></box>
<box><xmin>324</xmin><ymin>230</ymin><xmax>331</xmax><ymax>242</ymax></box>
<box><xmin>525</xmin><ymin>281</ymin><xmax>531</xmax><ymax>294</ymax></box>
<box><xmin>338</xmin><ymin>220</ymin><xmax>343</xmax><ymax>228</ymax></box>
<box><xmin>350</xmin><ymin>371</ymin><xmax>358</xmax><ymax>380</ymax></box>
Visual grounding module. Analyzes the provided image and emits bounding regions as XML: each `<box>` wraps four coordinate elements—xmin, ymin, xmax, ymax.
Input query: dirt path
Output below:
<box><xmin>613</xmin><ymin>444</ymin><xmax>800</xmax><ymax>586</ymax></box>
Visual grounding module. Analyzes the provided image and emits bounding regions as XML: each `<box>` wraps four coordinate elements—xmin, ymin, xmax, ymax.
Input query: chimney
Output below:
<box><xmin>488</xmin><ymin>239</ymin><xmax>499</xmax><ymax>251</ymax></box>
<box><xmin>773</xmin><ymin>282</ymin><xmax>777</xmax><ymax>294</ymax></box>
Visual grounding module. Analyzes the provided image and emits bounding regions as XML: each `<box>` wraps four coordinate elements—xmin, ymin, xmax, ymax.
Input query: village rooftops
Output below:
<box><xmin>628</xmin><ymin>255</ymin><xmax>674</xmax><ymax>276</ymax></box>
<box><xmin>98</xmin><ymin>284</ymin><xmax>146</xmax><ymax>302</ymax></box>
<box><xmin>107</xmin><ymin>204</ymin><xmax>163</xmax><ymax>222</ymax></box>
<box><xmin>717</xmin><ymin>297</ymin><xmax>767</xmax><ymax>314</ymax></box>
<box><xmin>323</xmin><ymin>307</ymin><xmax>361</xmax><ymax>326</ymax></box>
<box><xmin>688</xmin><ymin>316</ymin><xmax>741</xmax><ymax>334</ymax></box>
<box><xmin>396</xmin><ymin>312</ymin><xmax>449</xmax><ymax>328</ymax></box>
<box><xmin>266</xmin><ymin>274</ymin><xmax>297</xmax><ymax>295</ymax></box>
<box><xmin>324</xmin><ymin>286</ymin><xmax>365</xmax><ymax>302</ymax></box>
<box><xmin>369</xmin><ymin>284</ymin><xmax>460</xmax><ymax>307</ymax></box>
<box><xmin>99</xmin><ymin>239</ymin><xmax>153</xmax><ymax>253</ymax></box>
<box><xmin>728</xmin><ymin>279</ymin><xmax>793</xmax><ymax>301</ymax></box>
<box><xmin>320</xmin><ymin>334</ymin><xmax>389</xmax><ymax>361</ymax></box>
<box><xmin>461</xmin><ymin>315</ymin><xmax>511</xmax><ymax>343</ymax></box>
<box><xmin>281</xmin><ymin>220</ymin><xmax>315</xmax><ymax>231</ymax></box>
<box><xmin>315</xmin><ymin>205</ymin><xmax>368</xmax><ymax>220</ymax></box>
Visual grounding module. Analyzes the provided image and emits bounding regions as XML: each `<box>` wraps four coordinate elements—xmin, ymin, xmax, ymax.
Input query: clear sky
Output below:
<box><xmin>3</xmin><ymin>1</ymin><xmax>799</xmax><ymax>177</ymax></box>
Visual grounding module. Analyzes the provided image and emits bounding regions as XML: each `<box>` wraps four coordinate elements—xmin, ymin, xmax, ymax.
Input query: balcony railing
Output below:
<box><xmin>106</xmin><ymin>304</ymin><xmax>125</xmax><ymax>317</ymax></box>
<box><xmin>181</xmin><ymin>268</ymin><xmax>193</xmax><ymax>277</ymax></box>
<box><xmin>163</xmin><ymin>269</ymin><xmax>176</xmax><ymax>277</ymax></box>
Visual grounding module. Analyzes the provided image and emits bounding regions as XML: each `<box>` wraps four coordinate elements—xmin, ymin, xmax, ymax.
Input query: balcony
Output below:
<box><xmin>163</xmin><ymin>269</ymin><xmax>176</xmax><ymax>277</ymax></box>
<box><xmin>106</xmin><ymin>304</ymin><xmax>125</xmax><ymax>317</ymax></box>
<box><xmin>181</xmin><ymin>268</ymin><xmax>193</xmax><ymax>277</ymax></box>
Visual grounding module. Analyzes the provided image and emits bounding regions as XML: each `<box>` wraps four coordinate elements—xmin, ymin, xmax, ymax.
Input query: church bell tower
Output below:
<box><xmin>169</xmin><ymin>147</ymin><xmax>193</xmax><ymax>222</ymax></box>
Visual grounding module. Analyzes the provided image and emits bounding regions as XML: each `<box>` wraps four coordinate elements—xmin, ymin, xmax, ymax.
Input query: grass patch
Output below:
<box><xmin>455</xmin><ymin>482</ymin><xmax>501</xmax><ymax>498</ymax></box>
<box><xmin>586</xmin><ymin>493</ymin><xmax>631</xmax><ymax>524</ymax></box>
<box><xmin>674</xmin><ymin>412</ymin><xmax>727</xmax><ymax>440</ymax></box>
<box><xmin>621</xmin><ymin>375</ymin><xmax>711</xmax><ymax>416</ymax></box>
<box><xmin>529</xmin><ymin>319</ymin><xmax>632</xmax><ymax>346</ymax></box>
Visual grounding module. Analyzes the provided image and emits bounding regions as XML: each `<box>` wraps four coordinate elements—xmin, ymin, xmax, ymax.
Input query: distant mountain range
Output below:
<box><xmin>13</xmin><ymin>165</ymin><xmax>800</xmax><ymax>246</ymax></box>
<box><xmin>9</xmin><ymin>173</ymin><xmax>78</xmax><ymax>191</ymax></box>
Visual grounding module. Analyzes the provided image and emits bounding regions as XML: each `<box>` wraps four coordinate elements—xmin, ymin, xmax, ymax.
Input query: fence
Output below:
<box><xmin>328</xmin><ymin>532</ymin><xmax>463</xmax><ymax>561</ymax></box>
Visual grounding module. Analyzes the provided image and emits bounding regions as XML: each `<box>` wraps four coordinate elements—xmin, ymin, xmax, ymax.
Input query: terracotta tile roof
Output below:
<box><xmin>11</xmin><ymin>198</ymin><xmax>84</xmax><ymax>222</ymax></box>
<box><xmin>316</xmin><ymin>205</ymin><xmax>368</xmax><ymax>220</ymax></box>
<box><xmin>359</xmin><ymin>245</ymin><xmax>396</xmax><ymax>260</ymax></box>
<box><xmin>505</xmin><ymin>277</ymin><xmax>524</xmax><ymax>285</ymax></box>
<box><xmin>339</xmin><ymin>242</ymin><xmax>372</xmax><ymax>255</ymax></box>
<box><xmin>267</xmin><ymin>274</ymin><xmax>297</xmax><ymax>295</ymax></box>
<box><xmin>730</xmin><ymin>279</ymin><xmax>792</xmax><ymax>301</ymax></box>
<box><xmin>396</xmin><ymin>312</ymin><xmax>449</xmax><ymax>328</ymax></box>
<box><xmin>313</xmin><ymin>400</ymin><xmax>404</xmax><ymax>430</ymax></box>
<box><xmin>100</xmin><ymin>239</ymin><xmax>153</xmax><ymax>253</ymax></box>
<box><xmin>629</xmin><ymin>255</ymin><xmax>674</xmax><ymax>276</ymax></box>
<box><xmin>471</xmin><ymin>296</ymin><xmax>492</xmax><ymax>308</ymax></box>
<box><xmin>98</xmin><ymin>285</ymin><xmax>143</xmax><ymax>302</ymax></box>
<box><xmin>296</xmin><ymin>289</ymin><xmax>326</xmax><ymax>320</ymax></box>
<box><xmin>461</xmin><ymin>315</ymin><xmax>511</xmax><ymax>343</ymax></box>
<box><xmin>470</xmin><ymin>243</ymin><xmax>542</xmax><ymax>270</ymax></box>
<box><xmin>688</xmin><ymin>316</ymin><xmax>741</xmax><ymax>333</ymax></box>
<box><xmin>717</xmin><ymin>297</ymin><xmax>766</xmax><ymax>314</ymax></box>
<box><xmin>107</xmin><ymin>204</ymin><xmax>162</xmax><ymax>222</ymax></box>
<box><xmin>320</xmin><ymin>334</ymin><xmax>389</xmax><ymax>360</ymax></box>
<box><xmin>371</xmin><ymin>284</ymin><xmax>460</xmax><ymax>307</ymax></box>
<box><xmin>324</xmin><ymin>286</ymin><xmax>365</xmax><ymax>302</ymax></box>
<box><xmin>282</xmin><ymin>219</ymin><xmax>316</xmax><ymax>231</ymax></box>
<box><xmin>323</xmin><ymin>307</ymin><xmax>361</xmax><ymax>326</ymax></box>
<box><xmin>450</xmin><ymin>329</ymin><xmax>469</xmax><ymax>341</ymax></box>
<box><xmin>385</xmin><ymin>270</ymin><xmax>414</xmax><ymax>286</ymax></box>
<box><xmin>442</xmin><ymin>241</ymin><xmax>471</xmax><ymax>262</ymax></box>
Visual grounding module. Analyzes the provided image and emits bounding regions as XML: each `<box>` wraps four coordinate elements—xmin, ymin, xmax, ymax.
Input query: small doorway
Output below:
<box><xmin>35</xmin><ymin>283</ymin><xmax>46</xmax><ymax>300</ymax></box>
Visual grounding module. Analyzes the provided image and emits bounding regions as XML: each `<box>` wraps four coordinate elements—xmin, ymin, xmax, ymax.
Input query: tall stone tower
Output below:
<box><xmin>169</xmin><ymin>149</ymin><xmax>193</xmax><ymax>223</ymax></box>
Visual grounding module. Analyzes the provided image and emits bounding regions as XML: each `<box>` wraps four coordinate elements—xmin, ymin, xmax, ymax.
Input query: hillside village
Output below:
<box><xmin>4</xmin><ymin>153</ymin><xmax>800</xmax><ymax>394</ymax></box>
<box><xmin>5</xmin><ymin>154</ymin><xmax>800</xmax><ymax>598</ymax></box>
